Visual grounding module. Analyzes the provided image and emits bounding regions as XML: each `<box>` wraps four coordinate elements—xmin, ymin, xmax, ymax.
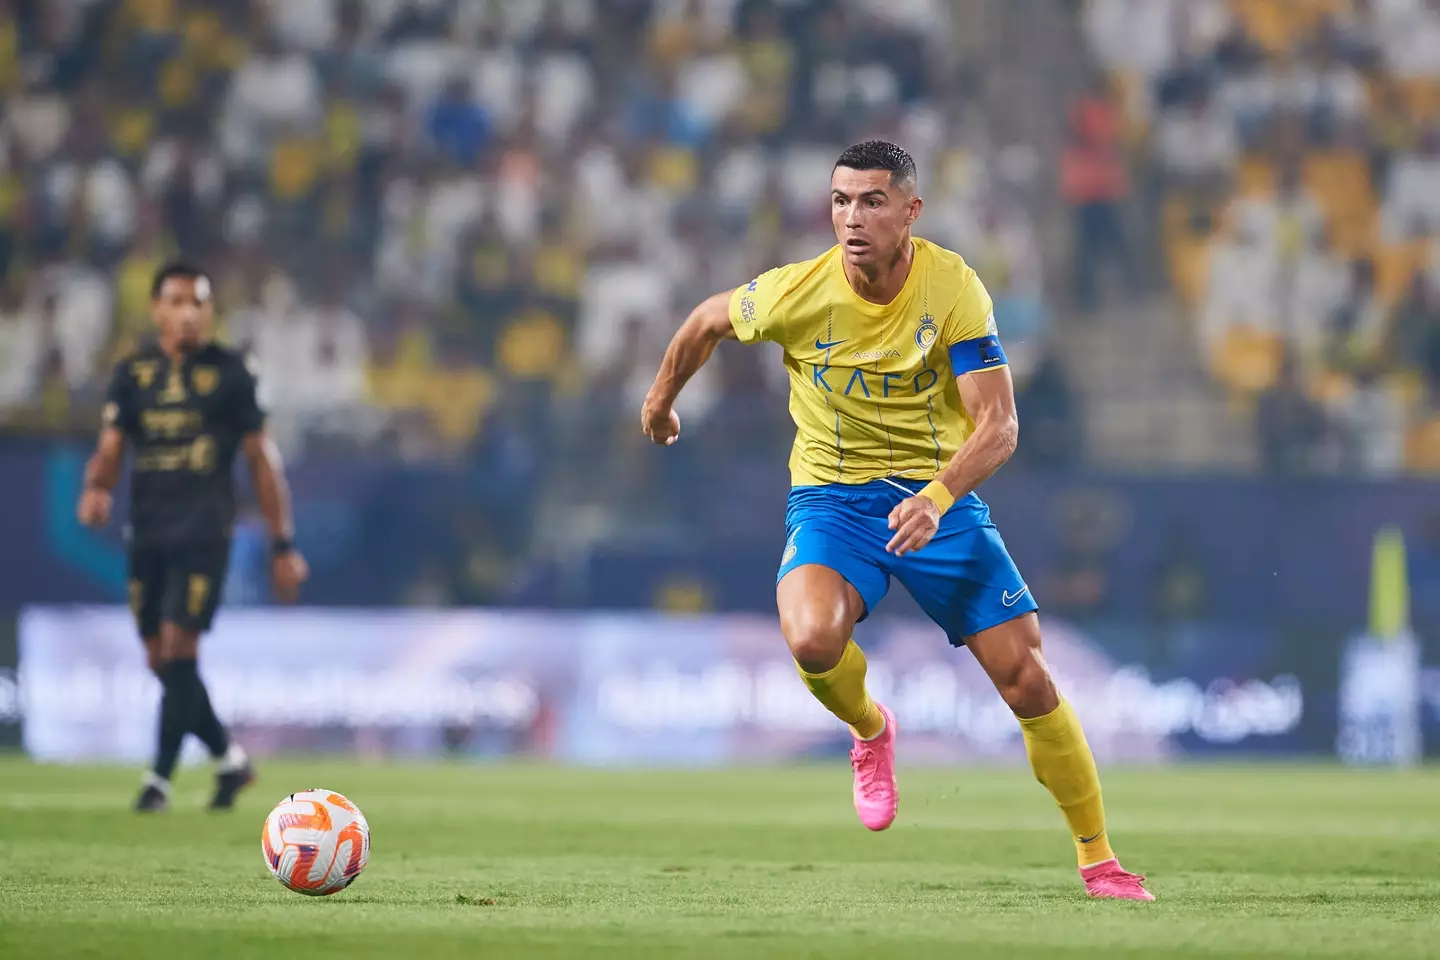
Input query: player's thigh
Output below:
<box><xmin>776</xmin><ymin>564</ymin><xmax>869</xmax><ymax>669</ymax></box>
<box><xmin>892</xmin><ymin>522</ymin><xmax>1037</xmax><ymax>647</ymax></box>
<box><xmin>964</xmin><ymin>611</ymin><xmax>1058</xmax><ymax>718</ymax></box>
<box><xmin>775</xmin><ymin>519</ymin><xmax>886</xmax><ymax>670</ymax></box>
<box><xmin>158</xmin><ymin>540</ymin><xmax>230</xmax><ymax>654</ymax></box>
<box><xmin>127</xmin><ymin>545</ymin><xmax>164</xmax><ymax>641</ymax></box>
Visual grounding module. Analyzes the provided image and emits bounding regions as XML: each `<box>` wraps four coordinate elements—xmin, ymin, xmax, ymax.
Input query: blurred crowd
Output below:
<box><xmin>0</xmin><ymin>0</ymin><xmax>1048</xmax><ymax>469</ymax></box>
<box><xmin>5</xmin><ymin>0</ymin><xmax>1440</xmax><ymax>519</ymax></box>
<box><xmin>1086</xmin><ymin>0</ymin><xmax>1440</xmax><ymax>475</ymax></box>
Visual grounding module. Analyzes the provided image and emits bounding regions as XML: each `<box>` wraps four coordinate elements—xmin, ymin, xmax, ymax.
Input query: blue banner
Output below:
<box><xmin>18</xmin><ymin>607</ymin><xmax>1318</xmax><ymax>765</ymax></box>
<box><xmin>4</xmin><ymin>437</ymin><xmax>1440</xmax><ymax>627</ymax></box>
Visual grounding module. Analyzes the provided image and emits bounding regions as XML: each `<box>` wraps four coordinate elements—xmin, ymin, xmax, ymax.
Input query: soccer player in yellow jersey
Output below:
<box><xmin>640</xmin><ymin>142</ymin><xmax>1153</xmax><ymax>900</ymax></box>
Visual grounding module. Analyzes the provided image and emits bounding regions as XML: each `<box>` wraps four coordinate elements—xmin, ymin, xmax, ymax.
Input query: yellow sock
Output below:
<box><xmin>796</xmin><ymin>639</ymin><xmax>884</xmax><ymax>740</ymax></box>
<box><xmin>1017</xmin><ymin>698</ymin><xmax>1115</xmax><ymax>867</ymax></box>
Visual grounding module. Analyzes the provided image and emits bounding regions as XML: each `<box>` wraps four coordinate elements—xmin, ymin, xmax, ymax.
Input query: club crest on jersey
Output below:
<box><xmin>131</xmin><ymin>360</ymin><xmax>157</xmax><ymax>390</ymax></box>
<box><xmin>192</xmin><ymin>366</ymin><xmax>219</xmax><ymax>396</ymax></box>
<box><xmin>915</xmin><ymin>314</ymin><xmax>938</xmax><ymax>350</ymax></box>
<box><xmin>782</xmin><ymin>524</ymin><xmax>802</xmax><ymax>565</ymax></box>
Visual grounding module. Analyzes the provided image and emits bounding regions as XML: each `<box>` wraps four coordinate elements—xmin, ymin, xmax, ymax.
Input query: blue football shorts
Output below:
<box><xmin>778</xmin><ymin>477</ymin><xmax>1038</xmax><ymax>645</ymax></box>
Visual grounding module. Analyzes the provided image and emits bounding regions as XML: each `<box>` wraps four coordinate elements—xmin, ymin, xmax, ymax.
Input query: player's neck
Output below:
<box><xmin>158</xmin><ymin>335</ymin><xmax>195</xmax><ymax>362</ymax></box>
<box><xmin>843</xmin><ymin>238</ymin><xmax>914</xmax><ymax>305</ymax></box>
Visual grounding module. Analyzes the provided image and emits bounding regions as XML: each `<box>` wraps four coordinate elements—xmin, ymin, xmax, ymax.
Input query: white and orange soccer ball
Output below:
<box><xmin>261</xmin><ymin>789</ymin><xmax>371</xmax><ymax>896</ymax></box>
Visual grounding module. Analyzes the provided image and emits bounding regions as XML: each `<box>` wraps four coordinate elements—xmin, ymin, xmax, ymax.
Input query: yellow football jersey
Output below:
<box><xmin>728</xmin><ymin>238</ymin><xmax>1005</xmax><ymax>487</ymax></box>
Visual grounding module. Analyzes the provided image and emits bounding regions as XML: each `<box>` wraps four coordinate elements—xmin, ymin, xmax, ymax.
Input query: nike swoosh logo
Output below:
<box><xmin>815</xmin><ymin>337</ymin><xmax>847</xmax><ymax>350</ymax></box>
<box><xmin>1078</xmin><ymin>830</ymin><xmax>1105</xmax><ymax>844</ymax></box>
<box><xmin>1001</xmin><ymin>587</ymin><xmax>1030</xmax><ymax>607</ymax></box>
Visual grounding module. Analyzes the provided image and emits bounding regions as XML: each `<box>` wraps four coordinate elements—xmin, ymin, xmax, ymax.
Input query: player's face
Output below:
<box><xmin>831</xmin><ymin>167</ymin><xmax>922</xmax><ymax>269</ymax></box>
<box><xmin>152</xmin><ymin>276</ymin><xmax>214</xmax><ymax>352</ymax></box>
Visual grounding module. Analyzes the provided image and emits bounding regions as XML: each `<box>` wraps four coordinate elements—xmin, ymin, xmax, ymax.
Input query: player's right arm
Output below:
<box><xmin>641</xmin><ymin>264</ymin><xmax>797</xmax><ymax>445</ymax></box>
<box><xmin>640</xmin><ymin>289</ymin><xmax>736</xmax><ymax>446</ymax></box>
<box><xmin>78</xmin><ymin>363</ymin><xmax>136</xmax><ymax>528</ymax></box>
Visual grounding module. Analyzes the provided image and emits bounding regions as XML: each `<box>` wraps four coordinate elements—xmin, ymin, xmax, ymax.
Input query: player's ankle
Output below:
<box><xmin>218</xmin><ymin>743</ymin><xmax>248</xmax><ymax>773</ymax></box>
<box><xmin>142</xmin><ymin>771</ymin><xmax>171</xmax><ymax>794</ymax></box>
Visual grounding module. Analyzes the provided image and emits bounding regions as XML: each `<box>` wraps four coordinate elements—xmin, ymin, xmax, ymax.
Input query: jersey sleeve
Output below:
<box><xmin>102</xmin><ymin>362</ymin><xmax>139</xmax><ymax>436</ymax></box>
<box><xmin>728</xmin><ymin>265</ymin><xmax>795</xmax><ymax>345</ymax></box>
<box><xmin>230</xmin><ymin>356</ymin><xmax>266</xmax><ymax>434</ymax></box>
<box><xmin>943</xmin><ymin>268</ymin><xmax>1008</xmax><ymax>374</ymax></box>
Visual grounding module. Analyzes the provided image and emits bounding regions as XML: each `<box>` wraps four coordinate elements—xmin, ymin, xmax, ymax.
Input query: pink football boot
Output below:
<box><xmin>1081</xmin><ymin>859</ymin><xmax>1155</xmax><ymax>901</ymax></box>
<box><xmin>850</xmin><ymin>703</ymin><xmax>898</xmax><ymax>831</ymax></box>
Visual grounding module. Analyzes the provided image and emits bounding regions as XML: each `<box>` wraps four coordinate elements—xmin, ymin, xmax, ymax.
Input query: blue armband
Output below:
<box><xmin>947</xmin><ymin>335</ymin><xmax>1008</xmax><ymax>374</ymax></box>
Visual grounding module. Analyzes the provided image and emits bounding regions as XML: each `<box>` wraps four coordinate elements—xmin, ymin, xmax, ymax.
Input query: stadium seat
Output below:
<box><xmin>1237</xmin><ymin>156</ymin><xmax>1275</xmax><ymax>199</ymax></box>
<box><xmin>1404</xmin><ymin>417</ymin><xmax>1440</xmax><ymax>473</ymax></box>
<box><xmin>1110</xmin><ymin>71</ymin><xmax>1150</xmax><ymax>142</ymax></box>
<box><xmin>1304</xmin><ymin>153</ymin><xmax>1376</xmax><ymax>254</ymax></box>
<box><xmin>369</xmin><ymin>360</ymin><xmax>496</xmax><ymax>443</ymax></box>
<box><xmin>1390</xmin><ymin>371</ymin><xmax>1427</xmax><ymax>410</ymax></box>
<box><xmin>1228</xmin><ymin>0</ymin><xmax>1297</xmax><ymax>52</ymax></box>
<box><xmin>1374</xmin><ymin>240</ymin><xmax>1432</xmax><ymax>308</ymax></box>
<box><xmin>1308</xmin><ymin>369</ymin><xmax>1354</xmax><ymax>404</ymax></box>
<box><xmin>1210</xmin><ymin>327</ymin><xmax>1284</xmax><ymax>396</ymax></box>
<box><xmin>497</xmin><ymin>311</ymin><xmax>566</xmax><ymax>380</ymax></box>
<box><xmin>1229</xmin><ymin>0</ymin><xmax>1353</xmax><ymax>49</ymax></box>
<box><xmin>1168</xmin><ymin>233</ymin><xmax>1210</xmax><ymax>308</ymax></box>
<box><xmin>654</xmin><ymin>577</ymin><xmax>714</xmax><ymax>613</ymax></box>
<box><xmin>270</xmin><ymin>137</ymin><xmax>324</xmax><ymax>201</ymax></box>
<box><xmin>1400</xmin><ymin>77</ymin><xmax>1440</xmax><ymax>124</ymax></box>
<box><xmin>423</xmin><ymin>369</ymin><xmax>496</xmax><ymax>442</ymax></box>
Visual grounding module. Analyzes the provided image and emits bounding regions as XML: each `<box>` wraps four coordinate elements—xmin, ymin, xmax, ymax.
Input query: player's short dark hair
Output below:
<box><xmin>150</xmin><ymin>261</ymin><xmax>211</xmax><ymax>300</ymax></box>
<box><xmin>834</xmin><ymin>141</ymin><xmax>916</xmax><ymax>189</ymax></box>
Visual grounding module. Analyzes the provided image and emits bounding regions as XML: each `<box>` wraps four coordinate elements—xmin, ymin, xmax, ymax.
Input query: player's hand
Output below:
<box><xmin>271</xmin><ymin>550</ymin><xmax>309</xmax><ymax>603</ymax></box>
<box><xmin>77</xmin><ymin>487</ymin><xmax>112</xmax><ymax>528</ymax></box>
<box><xmin>886</xmin><ymin>495</ymin><xmax>941</xmax><ymax>557</ymax></box>
<box><xmin>640</xmin><ymin>398</ymin><xmax>681</xmax><ymax>446</ymax></box>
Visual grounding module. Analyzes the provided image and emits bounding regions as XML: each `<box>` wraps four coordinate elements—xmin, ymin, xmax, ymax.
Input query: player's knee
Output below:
<box><xmin>144</xmin><ymin>642</ymin><xmax>163</xmax><ymax>677</ymax></box>
<box><xmin>996</xmin><ymin>654</ymin><xmax>1059</xmax><ymax>719</ymax></box>
<box><xmin>159</xmin><ymin>625</ymin><xmax>200</xmax><ymax>663</ymax></box>
<box><xmin>780</xmin><ymin>610</ymin><xmax>849</xmax><ymax>673</ymax></box>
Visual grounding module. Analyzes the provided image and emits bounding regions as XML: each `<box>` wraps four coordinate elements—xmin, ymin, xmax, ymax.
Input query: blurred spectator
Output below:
<box><xmin>219</xmin><ymin>29</ymin><xmax>322</xmax><ymax>166</ymax></box>
<box><xmin>0</xmin><ymin>281</ymin><xmax>43</xmax><ymax>413</ymax></box>
<box><xmin>1380</xmin><ymin>127</ymin><xmax>1440</xmax><ymax>240</ymax></box>
<box><xmin>1256</xmin><ymin>350</ymin><xmax>1331</xmax><ymax>476</ymax></box>
<box><xmin>1325</xmin><ymin>258</ymin><xmax>1385</xmax><ymax>370</ymax></box>
<box><xmin>426</xmin><ymin>76</ymin><xmax>491</xmax><ymax>166</ymax></box>
<box><xmin>1147</xmin><ymin>521</ymin><xmax>1211</xmax><ymax>624</ymax></box>
<box><xmin>1156</xmin><ymin>88</ymin><xmax>1237</xmax><ymax>201</ymax></box>
<box><xmin>1061</xmin><ymin>83</ymin><xmax>1134</xmax><ymax>311</ymax></box>
<box><xmin>1332</xmin><ymin>362</ymin><xmax>1407</xmax><ymax>476</ymax></box>
<box><xmin>1388</xmin><ymin>273</ymin><xmax>1440</xmax><ymax>401</ymax></box>
<box><xmin>1016</xmin><ymin>350</ymin><xmax>1081</xmax><ymax>471</ymax></box>
<box><xmin>1200</xmin><ymin>202</ymin><xmax>1280</xmax><ymax>353</ymax></box>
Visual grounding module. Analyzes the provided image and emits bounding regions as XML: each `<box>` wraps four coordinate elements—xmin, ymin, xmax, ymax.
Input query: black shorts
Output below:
<box><xmin>127</xmin><ymin>540</ymin><xmax>231</xmax><ymax>639</ymax></box>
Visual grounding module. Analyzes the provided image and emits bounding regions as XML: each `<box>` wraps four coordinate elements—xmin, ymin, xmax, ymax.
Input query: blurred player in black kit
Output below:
<box><xmin>78</xmin><ymin>262</ymin><xmax>309</xmax><ymax>812</ymax></box>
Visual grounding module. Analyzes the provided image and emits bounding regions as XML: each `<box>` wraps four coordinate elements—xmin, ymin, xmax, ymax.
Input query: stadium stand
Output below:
<box><xmin>1086</xmin><ymin>0</ymin><xmax>1440</xmax><ymax>474</ymax></box>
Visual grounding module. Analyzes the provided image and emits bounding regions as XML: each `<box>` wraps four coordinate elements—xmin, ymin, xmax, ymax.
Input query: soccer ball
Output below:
<box><xmin>261</xmin><ymin>789</ymin><xmax>371</xmax><ymax>896</ymax></box>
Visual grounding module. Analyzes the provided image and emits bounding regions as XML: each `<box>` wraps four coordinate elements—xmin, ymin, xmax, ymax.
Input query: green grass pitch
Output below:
<box><xmin>1</xmin><ymin>758</ymin><xmax>1437</xmax><ymax>959</ymax></box>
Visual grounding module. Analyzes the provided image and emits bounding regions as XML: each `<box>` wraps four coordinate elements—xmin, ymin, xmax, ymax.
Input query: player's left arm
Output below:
<box><xmin>234</xmin><ymin>359</ymin><xmax>309</xmax><ymax>602</ymax></box>
<box><xmin>885</xmin><ymin>367</ymin><xmax>1018</xmax><ymax>556</ymax></box>
<box><xmin>887</xmin><ymin>270</ymin><xmax>1019</xmax><ymax>556</ymax></box>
